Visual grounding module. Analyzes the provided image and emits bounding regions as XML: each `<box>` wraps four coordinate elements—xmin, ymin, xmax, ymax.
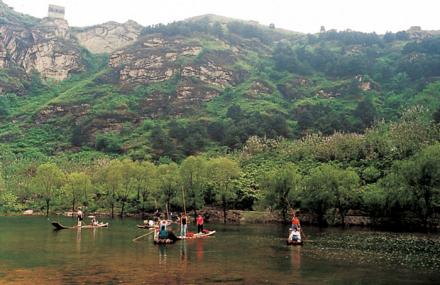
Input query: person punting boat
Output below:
<box><xmin>77</xmin><ymin>207</ymin><xmax>84</xmax><ymax>227</ymax></box>
<box><xmin>180</xmin><ymin>212</ymin><xmax>188</xmax><ymax>238</ymax></box>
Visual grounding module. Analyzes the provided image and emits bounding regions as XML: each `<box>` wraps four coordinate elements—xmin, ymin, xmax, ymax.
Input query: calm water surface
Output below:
<box><xmin>0</xmin><ymin>217</ymin><xmax>439</xmax><ymax>284</ymax></box>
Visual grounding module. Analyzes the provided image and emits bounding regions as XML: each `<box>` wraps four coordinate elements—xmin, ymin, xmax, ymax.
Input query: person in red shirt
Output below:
<box><xmin>291</xmin><ymin>209</ymin><xmax>301</xmax><ymax>230</ymax></box>
<box><xmin>196</xmin><ymin>214</ymin><xmax>204</xmax><ymax>233</ymax></box>
<box><xmin>292</xmin><ymin>216</ymin><xmax>300</xmax><ymax>229</ymax></box>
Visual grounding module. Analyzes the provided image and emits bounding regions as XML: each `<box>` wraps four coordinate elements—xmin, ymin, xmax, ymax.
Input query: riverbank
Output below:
<box><xmin>3</xmin><ymin>208</ymin><xmax>439</xmax><ymax>230</ymax></box>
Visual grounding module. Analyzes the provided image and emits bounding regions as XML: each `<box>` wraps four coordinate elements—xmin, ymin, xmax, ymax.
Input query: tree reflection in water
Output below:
<box><xmin>290</xmin><ymin>246</ymin><xmax>301</xmax><ymax>271</ymax></box>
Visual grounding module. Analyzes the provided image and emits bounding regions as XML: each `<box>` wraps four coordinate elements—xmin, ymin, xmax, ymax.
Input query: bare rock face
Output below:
<box><xmin>0</xmin><ymin>3</ymin><xmax>83</xmax><ymax>80</ymax></box>
<box><xmin>38</xmin><ymin>18</ymin><xmax>71</xmax><ymax>40</ymax></box>
<box><xmin>245</xmin><ymin>80</ymin><xmax>273</xmax><ymax>97</ymax></box>
<box><xmin>181</xmin><ymin>62</ymin><xmax>233</xmax><ymax>88</ymax></box>
<box><xmin>36</xmin><ymin>103</ymin><xmax>90</xmax><ymax>124</ymax></box>
<box><xmin>110</xmin><ymin>35</ymin><xmax>237</xmax><ymax>89</ymax></box>
<box><xmin>0</xmin><ymin>41</ymin><xmax>6</xmax><ymax>68</ymax></box>
<box><xmin>109</xmin><ymin>36</ymin><xmax>204</xmax><ymax>84</ymax></box>
<box><xmin>138</xmin><ymin>81</ymin><xmax>220</xmax><ymax>118</ymax></box>
<box><xmin>73</xmin><ymin>20</ymin><xmax>143</xmax><ymax>54</ymax></box>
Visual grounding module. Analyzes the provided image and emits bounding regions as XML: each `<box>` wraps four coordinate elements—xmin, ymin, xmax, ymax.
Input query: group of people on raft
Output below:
<box><xmin>76</xmin><ymin>207</ymin><xmax>103</xmax><ymax>227</ymax></box>
<box><xmin>289</xmin><ymin>211</ymin><xmax>302</xmax><ymax>242</ymax></box>
<box><xmin>154</xmin><ymin>212</ymin><xmax>206</xmax><ymax>241</ymax></box>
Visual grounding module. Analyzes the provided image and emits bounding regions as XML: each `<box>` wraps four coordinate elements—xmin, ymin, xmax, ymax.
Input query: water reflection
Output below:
<box><xmin>196</xmin><ymin>239</ymin><xmax>204</xmax><ymax>262</ymax></box>
<box><xmin>158</xmin><ymin>245</ymin><xmax>167</xmax><ymax>265</ymax></box>
<box><xmin>180</xmin><ymin>240</ymin><xmax>187</xmax><ymax>264</ymax></box>
<box><xmin>290</xmin><ymin>246</ymin><xmax>301</xmax><ymax>271</ymax></box>
<box><xmin>76</xmin><ymin>227</ymin><xmax>81</xmax><ymax>253</ymax></box>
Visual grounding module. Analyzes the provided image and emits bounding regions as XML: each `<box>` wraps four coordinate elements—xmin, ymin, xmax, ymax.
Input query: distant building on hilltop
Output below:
<box><xmin>48</xmin><ymin>4</ymin><xmax>65</xmax><ymax>19</ymax></box>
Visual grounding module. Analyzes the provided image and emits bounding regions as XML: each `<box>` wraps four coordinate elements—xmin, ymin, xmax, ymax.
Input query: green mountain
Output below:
<box><xmin>1</xmin><ymin>0</ymin><xmax>439</xmax><ymax>162</ymax></box>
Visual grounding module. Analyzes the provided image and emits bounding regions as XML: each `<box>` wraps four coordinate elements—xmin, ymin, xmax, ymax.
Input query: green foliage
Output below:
<box><xmin>95</xmin><ymin>133</ymin><xmax>123</xmax><ymax>154</ymax></box>
<box><xmin>180</xmin><ymin>156</ymin><xmax>207</xmax><ymax>215</ymax></box>
<box><xmin>63</xmin><ymin>172</ymin><xmax>92</xmax><ymax>211</ymax></box>
<box><xmin>388</xmin><ymin>144</ymin><xmax>440</xmax><ymax>227</ymax></box>
<box><xmin>260</xmin><ymin>163</ymin><xmax>301</xmax><ymax>221</ymax></box>
<box><xmin>157</xmin><ymin>163</ymin><xmax>181</xmax><ymax>214</ymax></box>
<box><xmin>302</xmin><ymin>164</ymin><xmax>360</xmax><ymax>225</ymax></box>
<box><xmin>208</xmin><ymin>157</ymin><xmax>241</xmax><ymax>223</ymax></box>
<box><xmin>32</xmin><ymin>163</ymin><xmax>65</xmax><ymax>216</ymax></box>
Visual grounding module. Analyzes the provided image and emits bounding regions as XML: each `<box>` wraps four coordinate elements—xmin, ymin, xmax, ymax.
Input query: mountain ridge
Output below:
<box><xmin>0</xmin><ymin>1</ymin><xmax>439</xmax><ymax>161</ymax></box>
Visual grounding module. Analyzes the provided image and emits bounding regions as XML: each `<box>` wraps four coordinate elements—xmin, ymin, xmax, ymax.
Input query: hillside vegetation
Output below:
<box><xmin>0</xmin><ymin>4</ymin><xmax>439</xmax><ymax>227</ymax></box>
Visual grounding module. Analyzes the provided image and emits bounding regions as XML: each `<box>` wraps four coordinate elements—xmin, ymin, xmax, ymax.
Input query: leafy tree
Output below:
<box><xmin>63</xmin><ymin>172</ymin><xmax>92</xmax><ymax>212</ymax></box>
<box><xmin>302</xmin><ymin>164</ymin><xmax>360</xmax><ymax>226</ymax></box>
<box><xmin>136</xmin><ymin>161</ymin><xmax>158</xmax><ymax>216</ymax></box>
<box><xmin>150</xmin><ymin>125</ymin><xmax>176</xmax><ymax>160</ymax></box>
<box><xmin>119</xmin><ymin>159</ymin><xmax>138</xmax><ymax>218</ymax></box>
<box><xmin>32</xmin><ymin>163</ymin><xmax>65</xmax><ymax>216</ymax></box>
<box><xmin>180</xmin><ymin>156</ymin><xmax>207</xmax><ymax>216</ymax></box>
<box><xmin>208</xmin><ymin>157</ymin><xmax>241</xmax><ymax>223</ymax></box>
<box><xmin>354</xmin><ymin>97</ymin><xmax>377</xmax><ymax>129</ymax></box>
<box><xmin>360</xmin><ymin>184</ymin><xmax>387</xmax><ymax>222</ymax></box>
<box><xmin>226</xmin><ymin>105</ymin><xmax>243</xmax><ymax>122</ymax></box>
<box><xmin>157</xmin><ymin>163</ymin><xmax>181</xmax><ymax>215</ymax></box>
<box><xmin>95</xmin><ymin>160</ymin><xmax>124</xmax><ymax>218</ymax></box>
<box><xmin>260</xmin><ymin>163</ymin><xmax>302</xmax><ymax>222</ymax></box>
<box><xmin>391</xmin><ymin>144</ymin><xmax>440</xmax><ymax>228</ymax></box>
<box><xmin>95</xmin><ymin>133</ymin><xmax>123</xmax><ymax>153</ymax></box>
<box><xmin>0</xmin><ymin>169</ymin><xmax>19</xmax><ymax>212</ymax></box>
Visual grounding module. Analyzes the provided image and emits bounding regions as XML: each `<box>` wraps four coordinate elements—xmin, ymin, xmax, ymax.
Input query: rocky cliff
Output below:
<box><xmin>73</xmin><ymin>20</ymin><xmax>143</xmax><ymax>54</ymax></box>
<box><xmin>0</xmin><ymin>1</ymin><xmax>83</xmax><ymax>80</ymax></box>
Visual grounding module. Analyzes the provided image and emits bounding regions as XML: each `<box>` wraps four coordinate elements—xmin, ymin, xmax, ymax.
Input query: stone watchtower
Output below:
<box><xmin>48</xmin><ymin>4</ymin><xmax>65</xmax><ymax>19</ymax></box>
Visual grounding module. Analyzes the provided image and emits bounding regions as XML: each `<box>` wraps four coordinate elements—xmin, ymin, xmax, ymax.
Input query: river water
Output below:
<box><xmin>0</xmin><ymin>217</ymin><xmax>439</xmax><ymax>284</ymax></box>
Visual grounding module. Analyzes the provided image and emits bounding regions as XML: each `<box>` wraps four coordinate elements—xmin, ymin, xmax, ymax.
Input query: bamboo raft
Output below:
<box><xmin>51</xmin><ymin>221</ymin><xmax>108</xmax><ymax>230</ymax></box>
<box><xmin>177</xmin><ymin>230</ymin><xmax>216</xmax><ymax>240</ymax></box>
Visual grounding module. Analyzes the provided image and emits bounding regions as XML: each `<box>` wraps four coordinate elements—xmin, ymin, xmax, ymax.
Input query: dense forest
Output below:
<box><xmin>0</xmin><ymin>9</ymin><xmax>439</xmax><ymax>227</ymax></box>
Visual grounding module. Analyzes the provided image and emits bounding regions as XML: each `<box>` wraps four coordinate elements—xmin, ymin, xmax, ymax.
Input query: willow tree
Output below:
<box><xmin>208</xmin><ymin>157</ymin><xmax>241</xmax><ymax>223</ymax></box>
<box><xmin>63</xmin><ymin>172</ymin><xmax>92</xmax><ymax>212</ymax></box>
<box><xmin>180</xmin><ymin>156</ymin><xmax>207</xmax><ymax>216</ymax></box>
<box><xmin>119</xmin><ymin>159</ymin><xmax>138</xmax><ymax>218</ymax></box>
<box><xmin>303</xmin><ymin>164</ymin><xmax>360</xmax><ymax>226</ymax></box>
<box><xmin>95</xmin><ymin>160</ymin><xmax>124</xmax><ymax>218</ymax></box>
<box><xmin>157</xmin><ymin>163</ymin><xmax>180</xmax><ymax>217</ymax></box>
<box><xmin>136</xmin><ymin>161</ymin><xmax>158</xmax><ymax>217</ymax></box>
<box><xmin>33</xmin><ymin>163</ymin><xmax>65</xmax><ymax>216</ymax></box>
<box><xmin>260</xmin><ymin>163</ymin><xmax>302</xmax><ymax>222</ymax></box>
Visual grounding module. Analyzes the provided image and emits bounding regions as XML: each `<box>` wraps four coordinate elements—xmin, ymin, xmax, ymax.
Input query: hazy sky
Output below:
<box><xmin>3</xmin><ymin>0</ymin><xmax>439</xmax><ymax>34</ymax></box>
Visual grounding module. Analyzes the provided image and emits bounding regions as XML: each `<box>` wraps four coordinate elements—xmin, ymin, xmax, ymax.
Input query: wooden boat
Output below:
<box><xmin>137</xmin><ymin>224</ymin><xmax>156</xmax><ymax>229</ymax></box>
<box><xmin>286</xmin><ymin>228</ymin><xmax>303</xmax><ymax>246</ymax></box>
<box><xmin>177</xmin><ymin>230</ymin><xmax>216</xmax><ymax>240</ymax></box>
<box><xmin>153</xmin><ymin>229</ymin><xmax>179</xmax><ymax>245</ymax></box>
<box><xmin>51</xmin><ymin>221</ymin><xmax>108</xmax><ymax>230</ymax></box>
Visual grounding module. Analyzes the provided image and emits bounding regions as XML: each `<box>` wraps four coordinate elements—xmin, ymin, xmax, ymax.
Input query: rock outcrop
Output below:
<box><xmin>0</xmin><ymin>2</ymin><xmax>83</xmax><ymax>80</ymax></box>
<box><xmin>110</xmin><ymin>36</ymin><xmax>237</xmax><ymax>88</ymax></box>
<box><xmin>73</xmin><ymin>20</ymin><xmax>143</xmax><ymax>54</ymax></box>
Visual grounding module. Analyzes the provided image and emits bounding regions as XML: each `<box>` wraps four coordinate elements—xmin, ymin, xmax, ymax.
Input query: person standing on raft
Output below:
<box><xmin>291</xmin><ymin>211</ymin><xmax>301</xmax><ymax>230</ymax></box>
<box><xmin>180</xmin><ymin>213</ymin><xmax>188</xmax><ymax>238</ymax></box>
<box><xmin>77</xmin><ymin>207</ymin><xmax>84</xmax><ymax>227</ymax></box>
<box><xmin>196</xmin><ymin>214</ymin><xmax>204</xmax><ymax>233</ymax></box>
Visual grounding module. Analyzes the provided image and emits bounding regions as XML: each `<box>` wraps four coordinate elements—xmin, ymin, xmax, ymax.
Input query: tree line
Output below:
<box><xmin>0</xmin><ymin>107</ymin><xmax>439</xmax><ymax>228</ymax></box>
<box><xmin>0</xmin><ymin>156</ymin><xmax>241</xmax><ymax>223</ymax></box>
